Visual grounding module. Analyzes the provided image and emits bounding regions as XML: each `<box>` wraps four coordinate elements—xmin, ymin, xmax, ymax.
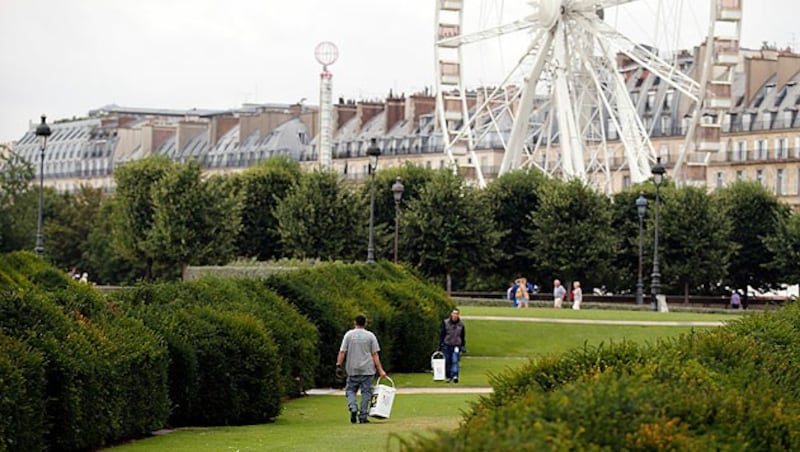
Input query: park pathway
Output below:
<box><xmin>461</xmin><ymin>315</ymin><xmax>725</xmax><ymax>327</ymax></box>
<box><xmin>306</xmin><ymin>387</ymin><xmax>493</xmax><ymax>396</ymax></box>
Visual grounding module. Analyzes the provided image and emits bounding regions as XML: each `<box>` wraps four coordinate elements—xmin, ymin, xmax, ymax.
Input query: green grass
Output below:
<box><xmin>104</xmin><ymin>305</ymin><xmax>730</xmax><ymax>450</ymax></box>
<box><xmin>458</xmin><ymin>305</ymin><xmax>743</xmax><ymax>322</ymax></box>
<box><xmin>106</xmin><ymin>394</ymin><xmax>479</xmax><ymax>451</ymax></box>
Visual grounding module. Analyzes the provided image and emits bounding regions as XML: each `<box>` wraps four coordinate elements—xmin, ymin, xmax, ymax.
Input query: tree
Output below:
<box><xmin>713</xmin><ymin>181</ymin><xmax>790</xmax><ymax>306</ymax></box>
<box><xmin>364</xmin><ymin>163</ymin><xmax>436</xmax><ymax>262</ymax></box>
<box><xmin>764</xmin><ymin>210</ymin><xmax>800</xmax><ymax>287</ymax></box>
<box><xmin>44</xmin><ymin>185</ymin><xmax>105</xmax><ymax>273</ymax></box>
<box><xmin>84</xmin><ymin>198</ymin><xmax>139</xmax><ymax>284</ymax></box>
<box><xmin>234</xmin><ymin>157</ymin><xmax>301</xmax><ymax>260</ymax></box>
<box><xmin>401</xmin><ymin>170</ymin><xmax>501</xmax><ymax>292</ymax></box>
<box><xmin>659</xmin><ymin>185</ymin><xmax>732</xmax><ymax>299</ymax></box>
<box><xmin>530</xmin><ymin>179</ymin><xmax>617</xmax><ymax>293</ymax></box>
<box><xmin>0</xmin><ymin>152</ymin><xmax>35</xmax><ymax>252</ymax></box>
<box><xmin>147</xmin><ymin>161</ymin><xmax>242</xmax><ymax>279</ymax></box>
<box><xmin>608</xmin><ymin>185</ymin><xmax>652</xmax><ymax>295</ymax></box>
<box><xmin>274</xmin><ymin>170</ymin><xmax>368</xmax><ymax>261</ymax></box>
<box><xmin>112</xmin><ymin>157</ymin><xmax>173</xmax><ymax>279</ymax></box>
<box><xmin>482</xmin><ymin>169</ymin><xmax>550</xmax><ymax>288</ymax></box>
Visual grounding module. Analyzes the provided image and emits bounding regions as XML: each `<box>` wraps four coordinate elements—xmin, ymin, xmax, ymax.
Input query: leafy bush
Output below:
<box><xmin>0</xmin><ymin>334</ymin><xmax>46</xmax><ymax>452</ymax></box>
<box><xmin>0</xmin><ymin>251</ymin><xmax>73</xmax><ymax>292</ymax></box>
<box><xmin>267</xmin><ymin>261</ymin><xmax>453</xmax><ymax>386</ymax></box>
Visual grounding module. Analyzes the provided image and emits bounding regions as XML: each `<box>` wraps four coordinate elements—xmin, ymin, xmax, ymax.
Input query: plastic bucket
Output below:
<box><xmin>431</xmin><ymin>351</ymin><xmax>446</xmax><ymax>381</ymax></box>
<box><xmin>368</xmin><ymin>376</ymin><xmax>396</xmax><ymax>419</ymax></box>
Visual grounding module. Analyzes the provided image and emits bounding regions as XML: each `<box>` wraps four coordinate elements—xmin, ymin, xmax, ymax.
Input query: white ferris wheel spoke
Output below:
<box><xmin>500</xmin><ymin>29</ymin><xmax>555</xmax><ymax>174</ymax></box>
<box><xmin>437</xmin><ymin>18</ymin><xmax>538</xmax><ymax>47</ymax></box>
<box><xmin>588</xmin><ymin>19</ymin><xmax>701</xmax><ymax>102</ymax></box>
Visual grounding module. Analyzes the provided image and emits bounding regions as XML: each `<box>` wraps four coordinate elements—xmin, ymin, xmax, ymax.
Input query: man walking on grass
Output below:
<box><xmin>336</xmin><ymin>314</ymin><xmax>387</xmax><ymax>424</ymax></box>
<box><xmin>439</xmin><ymin>309</ymin><xmax>466</xmax><ymax>383</ymax></box>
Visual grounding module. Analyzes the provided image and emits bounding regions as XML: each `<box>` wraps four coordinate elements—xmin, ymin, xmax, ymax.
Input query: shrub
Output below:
<box><xmin>0</xmin><ymin>251</ymin><xmax>73</xmax><ymax>292</ymax></box>
<box><xmin>0</xmin><ymin>334</ymin><xmax>46</xmax><ymax>452</ymax></box>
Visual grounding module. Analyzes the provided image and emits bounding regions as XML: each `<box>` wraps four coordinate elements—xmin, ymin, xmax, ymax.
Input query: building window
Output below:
<box><xmin>736</xmin><ymin>170</ymin><xmax>744</xmax><ymax>181</ymax></box>
<box><xmin>742</xmin><ymin>114</ymin><xmax>752</xmax><ymax>131</ymax></box>
<box><xmin>664</xmin><ymin>91</ymin><xmax>674</xmax><ymax>109</ymax></box>
<box><xmin>756</xmin><ymin>169</ymin><xmax>765</xmax><ymax>186</ymax></box>
<box><xmin>623</xmin><ymin>175</ymin><xmax>631</xmax><ymax>189</ymax></box>
<box><xmin>797</xmin><ymin>168</ymin><xmax>800</xmax><ymax>195</ymax></box>
<box><xmin>776</xmin><ymin>168</ymin><xmax>785</xmax><ymax>195</ymax></box>
<box><xmin>715</xmin><ymin>172</ymin><xmax>725</xmax><ymax>189</ymax></box>
<box><xmin>660</xmin><ymin>116</ymin><xmax>671</xmax><ymax>135</ymax></box>
<box><xmin>735</xmin><ymin>141</ymin><xmax>746</xmax><ymax>161</ymax></box>
<box><xmin>755</xmin><ymin>140</ymin><xmax>767</xmax><ymax>160</ymax></box>
<box><xmin>776</xmin><ymin>138</ymin><xmax>788</xmax><ymax>159</ymax></box>
<box><xmin>763</xmin><ymin>112</ymin><xmax>773</xmax><ymax>129</ymax></box>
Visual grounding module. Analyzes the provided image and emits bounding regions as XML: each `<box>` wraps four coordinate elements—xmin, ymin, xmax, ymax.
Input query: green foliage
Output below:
<box><xmin>275</xmin><ymin>170</ymin><xmax>368</xmax><ymax>261</ymax></box>
<box><xmin>764</xmin><ymin>210</ymin><xmax>800</xmax><ymax>286</ymax></box>
<box><xmin>0</xmin><ymin>334</ymin><xmax>46</xmax><ymax>452</ymax></box>
<box><xmin>401</xmin><ymin>170</ymin><xmax>501</xmax><ymax>290</ymax></box>
<box><xmin>660</xmin><ymin>185</ymin><xmax>733</xmax><ymax>296</ymax></box>
<box><xmin>0</xmin><ymin>250</ymin><xmax>73</xmax><ymax>292</ymax></box>
<box><xmin>404</xmin><ymin>303</ymin><xmax>800</xmax><ymax>450</ymax></box>
<box><xmin>482</xmin><ymin>169</ymin><xmax>550</xmax><ymax>287</ymax></box>
<box><xmin>233</xmin><ymin>157</ymin><xmax>301</xmax><ymax>260</ymax></box>
<box><xmin>266</xmin><ymin>261</ymin><xmax>453</xmax><ymax>386</ymax></box>
<box><xmin>713</xmin><ymin>181</ymin><xmax>789</xmax><ymax>295</ymax></box>
<box><xmin>43</xmin><ymin>185</ymin><xmax>105</xmax><ymax>274</ymax></box>
<box><xmin>147</xmin><ymin>161</ymin><xmax>242</xmax><ymax>279</ymax></box>
<box><xmin>114</xmin><ymin>277</ymin><xmax>318</xmax><ymax>398</ymax></box>
<box><xmin>530</xmin><ymin>179</ymin><xmax>617</xmax><ymax>292</ymax></box>
<box><xmin>0</xmin><ymin>287</ymin><xmax>169</xmax><ymax>451</ymax></box>
<box><xmin>83</xmin><ymin>199</ymin><xmax>140</xmax><ymax>284</ymax></box>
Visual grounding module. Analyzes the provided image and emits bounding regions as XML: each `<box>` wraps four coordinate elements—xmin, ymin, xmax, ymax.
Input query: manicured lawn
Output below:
<box><xmin>458</xmin><ymin>305</ymin><xmax>744</xmax><ymax>322</ymax></box>
<box><xmin>390</xmin><ymin>356</ymin><xmax>529</xmax><ymax>387</ymax></box>
<box><xmin>106</xmin><ymin>394</ymin><xmax>479</xmax><ymax>451</ymax></box>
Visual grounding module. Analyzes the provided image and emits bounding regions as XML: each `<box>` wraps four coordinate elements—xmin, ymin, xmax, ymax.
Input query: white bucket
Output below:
<box><xmin>431</xmin><ymin>351</ymin><xmax>446</xmax><ymax>381</ymax></box>
<box><xmin>368</xmin><ymin>376</ymin><xmax>396</xmax><ymax>419</ymax></box>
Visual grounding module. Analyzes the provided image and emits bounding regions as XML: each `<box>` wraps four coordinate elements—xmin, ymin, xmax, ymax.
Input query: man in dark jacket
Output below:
<box><xmin>439</xmin><ymin>309</ymin><xmax>466</xmax><ymax>383</ymax></box>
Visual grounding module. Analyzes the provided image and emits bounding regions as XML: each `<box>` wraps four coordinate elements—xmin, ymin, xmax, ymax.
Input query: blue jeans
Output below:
<box><xmin>442</xmin><ymin>345</ymin><xmax>460</xmax><ymax>379</ymax></box>
<box><xmin>345</xmin><ymin>374</ymin><xmax>373</xmax><ymax>420</ymax></box>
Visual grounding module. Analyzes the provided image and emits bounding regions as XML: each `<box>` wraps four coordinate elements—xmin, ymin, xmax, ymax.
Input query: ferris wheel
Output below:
<box><xmin>434</xmin><ymin>0</ymin><xmax>743</xmax><ymax>190</ymax></box>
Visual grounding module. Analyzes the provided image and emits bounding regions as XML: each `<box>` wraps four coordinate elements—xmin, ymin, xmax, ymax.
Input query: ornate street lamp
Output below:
<box><xmin>391</xmin><ymin>177</ymin><xmax>405</xmax><ymax>264</ymax></box>
<box><xmin>34</xmin><ymin>115</ymin><xmax>51</xmax><ymax>257</ymax></box>
<box><xmin>366</xmin><ymin>138</ymin><xmax>381</xmax><ymax>263</ymax></box>
<box><xmin>635</xmin><ymin>192</ymin><xmax>648</xmax><ymax>305</ymax></box>
<box><xmin>650</xmin><ymin>157</ymin><xmax>666</xmax><ymax>311</ymax></box>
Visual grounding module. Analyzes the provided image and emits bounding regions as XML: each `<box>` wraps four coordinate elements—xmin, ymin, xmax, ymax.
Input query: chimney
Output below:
<box><xmin>357</xmin><ymin>101</ymin><xmax>384</xmax><ymax>131</ymax></box>
<box><xmin>406</xmin><ymin>93</ymin><xmax>436</xmax><ymax>130</ymax></box>
<box><xmin>385</xmin><ymin>95</ymin><xmax>405</xmax><ymax>133</ymax></box>
<box><xmin>208</xmin><ymin>116</ymin><xmax>238</xmax><ymax>147</ymax></box>
<box><xmin>335</xmin><ymin>100</ymin><xmax>357</xmax><ymax>131</ymax></box>
<box><xmin>176</xmin><ymin>121</ymin><xmax>206</xmax><ymax>155</ymax></box>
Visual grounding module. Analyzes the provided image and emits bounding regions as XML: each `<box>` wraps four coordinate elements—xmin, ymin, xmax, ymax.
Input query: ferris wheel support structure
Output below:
<box><xmin>433</xmin><ymin>0</ymin><xmax>743</xmax><ymax>190</ymax></box>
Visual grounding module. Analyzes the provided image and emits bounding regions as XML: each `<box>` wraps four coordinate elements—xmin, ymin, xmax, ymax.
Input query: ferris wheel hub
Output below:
<box><xmin>536</xmin><ymin>0</ymin><xmax>564</xmax><ymax>29</ymax></box>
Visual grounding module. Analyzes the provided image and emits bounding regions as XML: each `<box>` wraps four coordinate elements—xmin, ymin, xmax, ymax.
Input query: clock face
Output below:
<box><xmin>314</xmin><ymin>41</ymin><xmax>339</xmax><ymax>67</ymax></box>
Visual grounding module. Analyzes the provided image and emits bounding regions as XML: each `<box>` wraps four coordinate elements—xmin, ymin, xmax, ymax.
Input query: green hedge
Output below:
<box><xmin>0</xmin><ymin>251</ymin><xmax>73</xmax><ymax>293</ymax></box>
<box><xmin>266</xmin><ymin>261</ymin><xmax>453</xmax><ymax>387</ymax></box>
<box><xmin>0</xmin><ymin>288</ymin><xmax>169</xmax><ymax>451</ymax></box>
<box><xmin>402</xmin><ymin>304</ymin><xmax>800</xmax><ymax>450</ymax></box>
<box><xmin>0</xmin><ymin>334</ymin><xmax>46</xmax><ymax>452</ymax></box>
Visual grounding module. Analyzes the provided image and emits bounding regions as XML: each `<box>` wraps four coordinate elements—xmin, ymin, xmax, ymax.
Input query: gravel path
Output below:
<box><xmin>306</xmin><ymin>387</ymin><xmax>493</xmax><ymax>396</ymax></box>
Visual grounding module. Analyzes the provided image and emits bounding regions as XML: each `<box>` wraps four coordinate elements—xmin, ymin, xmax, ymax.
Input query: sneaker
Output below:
<box><xmin>350</xmin><ymin>411</ymin><xmax>357</xmax><ymax>424</ymax></box>
<box><xmin>359</xmin><ymin>418</ymin><xmax>370</xmax><ymax>424</ymax></box>
<box><xmin>453</xmin><ymin>377</ymin><xmax>459</xmax><ymax>384</ymax></box>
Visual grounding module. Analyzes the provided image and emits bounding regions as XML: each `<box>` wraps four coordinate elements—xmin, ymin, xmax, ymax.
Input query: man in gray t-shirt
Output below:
<box><xmin>336</xmin><ymin>315</ymin><xmax>387</xmax><ymax>424</ymax></box>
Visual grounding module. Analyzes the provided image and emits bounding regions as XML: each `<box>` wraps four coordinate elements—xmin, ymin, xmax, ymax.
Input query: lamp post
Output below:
<box><xmin>635</xmin><ymin>192</ymin><xmax>648</xmax><ymax>305</ymax></box>
<box><xmin>366</xmin><ymin>138</ymin><xmax>381</xmax><ymax>264</ymax></box>
<box><xmin>391</xmin><ymin>177</ymin><xmax>404</xmax><ymax>264</ymax></box>
<box><xmin>34</xmin><ymin>115</ymin><xmax>51</xmax><ymax>257</ymax></box>
<box><xmin>650</xmin><ymin>157</ymin><xmax>666</xmax><ymax>311</ymax></box>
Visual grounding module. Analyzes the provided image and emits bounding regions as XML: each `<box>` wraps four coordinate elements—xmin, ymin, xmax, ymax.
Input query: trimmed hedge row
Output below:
<box><xmin>1</xmin><ymin>254</ymin><xmax>453</xmax><ymax>450</ymax></box>
<box><xmin>402</xmin><ymin>303</ymin><xmax>800</xmax><ymax>450</ymax></box>
<box><xmin>266</xmin><ymin>261</ymin><xmax>454</xmax><ymax>387</ymax></box>
<box><xmin>111</xmin><ymin>276</ymin><xmax>318</xmax><ymax>425</ymax></box>
<box><xmin>0</xmin><ymin>288</ymin><xmax>169</xmax><ymax>451</ymax></box>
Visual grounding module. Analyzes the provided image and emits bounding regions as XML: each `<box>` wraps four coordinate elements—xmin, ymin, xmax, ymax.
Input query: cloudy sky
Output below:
<box><xmin>0</xmin><ymin>0</ymin><xmax>795</xmax><ymax>143</ymax></box>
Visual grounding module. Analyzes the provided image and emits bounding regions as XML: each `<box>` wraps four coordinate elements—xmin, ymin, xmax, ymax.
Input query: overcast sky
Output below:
<box><xmin>0</xmin><ymin>0</ymin><xmax>795</xmax><ymax>143</ymax></box>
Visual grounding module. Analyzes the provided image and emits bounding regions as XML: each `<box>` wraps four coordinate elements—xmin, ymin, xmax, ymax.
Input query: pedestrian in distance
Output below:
<box><xmin>507</xmin><ymin>280</ymin><xmax>518</xmax><ymax>307</ymax></box>
<box><xmin>571</xmin><ymin>280</ymin><xmax>583</xmax><ymax>310</ymax></box>
<box><xmin>336</xmin><ymin>314</ymin><xmax>387</xmax><ymax>424</ymax></box>
<box><xmin>439</xmin><ymin>309</ymin><xmax>466</xmax><ymax>383</ymax></box>
<box><xmin>553</xmin><ymin>279</ymin><xmax>566</xmax><ymax>308</ymax></box>
<box><xmin>515</xmin><ymin>277</ymin><xmax>531</xmax><ymax>308</ymax></box>
<box><xmin>730</xmin><ymin>290</ymin><xmax>741</xmax><ymax>309</ymax></box>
